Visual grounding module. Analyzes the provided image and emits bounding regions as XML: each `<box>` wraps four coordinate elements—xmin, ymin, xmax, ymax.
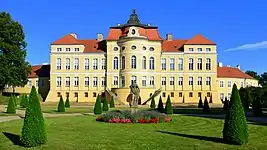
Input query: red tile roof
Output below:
<box><xmin>106</xmin><ymin>29</ymin><xmax>122</xmax><ymax>40</ymax></box>
<box><xmin>185</xmin><ymin>34</ymin><xmax>215</xmax><ymax>45</ymax></box>
<box><xmin>29</xmin><ymin>65</ymin><xmax>50</xmax><ymax>78</ymax></box>
<box><xmin>217</xmin><ymin>67</ymin><xmax>254</xmax><ymax>79</ymax></box>
<box><xmin>52</xmin><ymin>34</ymin><xmax>81</xmax><ymax>45</ymax></box>
<box><xmin>162</xmin><ymin>40</ymin><xmax>188</xmax><ymax>52</ymax></box>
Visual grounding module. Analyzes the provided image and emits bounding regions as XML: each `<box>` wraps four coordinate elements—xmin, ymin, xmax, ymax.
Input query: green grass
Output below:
<box><xmin>1</xmin><ymin>115</ymin><xmax>267</xmax><ymax>149</ymax></box>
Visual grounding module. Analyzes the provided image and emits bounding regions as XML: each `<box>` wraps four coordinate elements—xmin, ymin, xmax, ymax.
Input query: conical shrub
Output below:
<box><xmin>198</xmin><ymin>97</ymin><xmax>203</xmax><ymax>108</ymax></box>
<box><xmin>203</xmin><ymin>96</ymin><xmax>210</xmax><ymax>113</ymax></box>
<box><xmin>110</xmin><ymin>96</ymin><xmax>115</xmax><ymax>108</ymax></box>
<box><xmin>21</xmin><ymin>86</ymin><xmax>47</xmax><ymax>147</ymax></box>
<box><xmin>252</xmin><ymin>98</ymin><xmax>263</xmax><ymax>117</ymax></box>
<box><xmin>165</xmin><ymin>95</ymin><xmax>173</xmax><ymax>114</ymax></box>
<box><xmin>24</xmin><ymin>95</ymin><xmax>29</xmax><ymax>108</ymax></box>
<box><xmin>150</xmin><ymin>97</ymin><xmax>156</xmax><ymax>109</ymax></box>
<box><xmin>57</xmin><ymin>96</ymin><xmax>65</xmax><ymax>112</ymax></box>
<box><xmin>222</xmin><ymin>84</ymin><xmax>248</xmax><ymax>145</ymax></box>
<box><xmin>7</xmin><ymin>96</ymin><xmax>16</xmax><ymax>114</ymax></box>
<box><xmin>65</xmin><ymin>96</ymin><xmax>70</xmax><ymax>108</ymax></box>
<box><xmin>209</xmin><ymin>94</ymin><xmax>213</xmax><ymax>103</ymax></box>
<box><xmin>13</xmin><ymin>95</ymin><xmax>17</xmax><ymax>107</ymax></box>
<box><xmin>94</xmin><ymin>94</ymin><xmax>102</xmax><ymax>114</ymax></box>
<box><xmin>102</xmin><ymin>96</ymin><xmax>109</xmax><ymax>111</ymax></box>
<box><xmin>157</xmin><ymin>96</ymin><xmax>164</xmax><ymax>113</ymax></box>
<box><xmin>223</xmin><ymin>97</ymin><xmax>229</xmax><ymax>112</ymax></box>
<box><xmin>20</xmin><ymin>95</ymin><xmax>25</xmax><ymax>108</ymax></box>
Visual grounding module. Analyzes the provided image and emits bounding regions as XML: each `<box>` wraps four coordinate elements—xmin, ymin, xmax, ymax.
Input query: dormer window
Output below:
<box><xmin>132</xmin><ymin>29</ymin><xmax>136</xmax><ymax>35</ymax></box>
<box><xmin>66</xmin><ymin>48</ymin><xmax>70</xmax><ymax>51</ymax></box>
<box><xmin>142</xmin><ymin>46</ymin><xmax>146</xmax><ymax>50</ymax></box>
<box><xmin>149</xmin><ymin>47</ymin><xmax>155</xmax><ymax>51</ymax></box>
<box><xmin>131</xmin><ymin>45</ymin><xmax>136</xmax><ymax>50</ymax></box>
<box><xmin>57</xmin><ymin>48</ymin><xmax>62</xmax><ymax>52</ymax></box>
<box><xmin>75</xmin><ymin>48</ymin><xmax>79</xmax><ymax>51</ymax></box>
<box><xmin>189</xmin><ymin>48</ymin><xmax>194</xmax><ymax>52</ymax></box>
<box><xmin>113</xmin><ymin>47</ymin><xmax>119</xmax><ymax>51</ymax></box>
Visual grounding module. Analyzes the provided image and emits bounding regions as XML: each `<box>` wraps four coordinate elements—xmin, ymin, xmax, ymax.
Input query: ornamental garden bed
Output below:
<box><xmin>96</xmin><ymin>110</ymin><xmax>172</xmax><ymax>123</ymax></box>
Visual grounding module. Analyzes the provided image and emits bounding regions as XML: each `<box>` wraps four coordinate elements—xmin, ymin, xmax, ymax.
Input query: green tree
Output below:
<box><xmin>57</xmin><ymin>96</ymin><xmax>65</xmax><ymax>112</ymax></box>
<box><xmin>252</xmin><ymin>98</ymin><xmax>263</xmax><ymax>117</ymax></box>
<box><xmin>223</xmin><ymin>97</ymin><xmax>229</xmax><ymax>112</ymax></box>
<box><xmin>6</xmin><ymin>96</ymin><xmax>16</xmax><ymax>114</ymax></box>
<box><xmin>245</xmin><ymin>70</ymin><xmax>261</xmax><ymax>81</ymax></box>
<box><xmin>65</xmin><ymin>96</ymin><xmax>70</xmax><ymax>108</ymax></box>
<box><xmin>0</xmin><ymin>12</ymin><xmax>31</xmax><ymax>95</ymax></box>
<box><xmin>222</xmin><ymin>84</ymin><xmax>248</xmax><ymax>145</ymax></box>
<box><xmin>150</xmin><ymin>97</ymin><xmax>156</xmax><ymax>109</ymax></box>
<box><xmin>165</xmin><ymin>95</ymin><xmax>173</xmax><ymax>114</ymax></box>
<box><xmin>259</xmin><ymin>72</ymin><xmax>267</xmax><ymax>86</ymax></box>
<box><xmin>157</xmin><ymin>96</ymin><xmax>164</xmax><ymax>113</ymax></box>
<box><xmin>13</xmin><ymin>95</ymin><xmax>17</xmax><ymax>107</ymax></box>
<box><xmin>102</xmin><ymin>96</ymin><xmax>109</xmax><ymax>111</ymax></box>
<box><xmin>21</xmin><ymin>86</ymin><xmax>47</xmax><ymax>147</ymax></box>
<box><xmin>203</xmin><ymin>97</ymin><xmax>210</xmax><ymax>113</ymax></box>
<box><xmin>198</xmin><ymin>97</ymin><xmax>203</xmax><ymax>108</ymax></box>
<box><xmin>20</xmin><ymin>95</ymin><xmax>25</xmax><ymax>107</ymax></box>
<box><xmin>94</xmin><ymin>95</ymin><xmax>102</xmax><ymax>114</ymax></box>
<box><xmin>110</xmin><ymin>96</ymin><xmax>115</xmax><ymax>108</ymax></box>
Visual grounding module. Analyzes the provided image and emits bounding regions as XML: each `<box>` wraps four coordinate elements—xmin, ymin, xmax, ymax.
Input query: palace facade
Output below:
<box><xmin>4</xmin><ymin>10</ymin><xmax>259</xmax><ymax>104</ymax></box>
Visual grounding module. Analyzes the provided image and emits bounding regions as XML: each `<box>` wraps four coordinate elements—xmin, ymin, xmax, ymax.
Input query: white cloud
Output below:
<box><xmin>224</xmin><ymin>41</ymin><xmax>267</xmax><ymax>52</ymax></box>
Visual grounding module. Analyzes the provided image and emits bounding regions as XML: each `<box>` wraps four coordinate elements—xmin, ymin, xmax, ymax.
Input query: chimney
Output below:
<box><xmin>97</xmin><ymin>33</ymin><xmax>103</xmax><ymax>41</ymax></box>
<box><xmin>147</xmin><ymin>24</ymin><xmax>151</xmax><ymax>26</ymax></box>
<box><xmin>237</xmin><ymin>65</ymin><xmax>240</xmax><ymax>70</ymax></box>
<box><xmin>70</xmin><ymin>33</ymin><xmax>77</xmax><ymax>39</ymax></box>
<box><xmin>218</xmin><ymin>62</ymin><xmax>223</xmax><ymax>67</ymax></box>
<box><xmin>117</xmin><ymin>24</ymin><xmax>121</xmax><ymax>26</ymax></box>
<box><xmin>166</xmin><ymin>33</ymin><xmax>172</xmax><ymax>41</ymax></box>
<box><xmin>227</xmin><ymin>65</ymin><xmax>231</xmax><ymax>67</ymax></box>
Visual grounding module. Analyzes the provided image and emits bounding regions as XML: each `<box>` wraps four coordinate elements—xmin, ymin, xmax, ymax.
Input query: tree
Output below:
<box><xmin>6</xmin><ymin>96</ymin><xmax>16</xmax><ymax>114</ymax></box>
<box><xmin>203</xmin><ymin>97</ymin><xmax>210</xmax><ymax>113</ymax></box>
<box><xmin>198</xmin><ymin>97</ymin><xmax>203</xmax><ymax>108</ymax></box>
<box><xmin>223</xmin><ymin>97</ymin><xmax>229</xmax><ymax>112</ymax></box>
<box><xmin>222</xmin><ymin>84</ymin><xmax>248</xmax><ymax>145</ymax></box>
<box><xmin>110</xmin><ymin>96</ymin><xmax>115</xmax><ymax>108</ymax></box>
<box><xmin>259</xmin><ymin>72</ymin><xmax>267</xmax><ymax>86</ymax></box>
<box><xmin>65</xmin><ymin>96</ymin><xmax>70</xmax><ymax>108</ymax></box>
<box><xmin>20</xmin><ymin>95</ymin><xmax>25</xmax><ymax>107</ymax></box>
<box><xmin>245</xmin><ymin>70</ymin><xmax>261</xmax><ymax>81</ymax></box>
<box><xmin>57</xmin><ymin>96</ymin><xmax>65</xmax><ymax>112</ymax></box>
<box><xmin>239</xmin><ymin>87</ymin><xmax>250</xmax><ymax>111</ymax></box>
<box><xmin>209</xmin><ymin>94</ymin><xmax>213</xmax><ymax>103</ymax></box>
<box><xmin>252</xmin><ymin>98</ymin><xmax>263</xmax><ymax>117</ymax></box>
<box><xmin>102</xmin><ymin>96</ymin><xmax>109</xmax><ymax>111</ymax></box>
<box><xmin>157</xmin><ymin>96</ymin><xmax>164</xmax><ymax>113</ymax></box>
<box><xmin>165</xmin><ymin>95</ymin><xmax>173</xmax><ymax>114</ymax></box>
<box><xmin>94</xmin><ymin>94</ymin><xmax>102</xmax><ymax>114</ymax></box>
<box><xmin>150</xmin><ymin>97</ymin><xmax>156</xmax><ymax>109</ymax></box>
<box><xmin>182</xmin><ymin>96</ymin><xmax>185</xmax><ymax>103</ymax></box>
<box><xmin>21</xmin><ymin>86</ymin><xmax>47</xmax><ymax>147</ymax></box>
<box><xmin>13</xmin><ymin>95</ymin><xmax>17</xmax><ymax>107</ymax></box>
<box><xmin>0</xmin><ymin>12</ymin><xmax>31</xmax><ymax>95</ymax></box>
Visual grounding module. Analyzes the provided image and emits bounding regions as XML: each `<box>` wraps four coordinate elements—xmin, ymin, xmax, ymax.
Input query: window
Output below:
<box><xmin>131</xmin><ymin>45</ymin><xmax>136</xmax><ymax>50</ymax></box>
<box><xmin>207</xmin><ymin>92</ymin><xmax>211</xmax><ymax>97</ymax></box>
<box><xmin>131</xmin><ymin>76</ymin><xmax>137</xmax><ymax>85</ymax></box>
<box><xmin>206</xmin><ymin>48</ymin><xmax>211</xmax><ymax>52</ymax></box>
<box><xmin>114</xmin><ymin>76</ymin><xmax>118</xmax><ymax>85</ymax></box>
<box><xmin>131</xmin><ymin>56</ymin><xmax>136</xmax><ymax>69</ymax></box>
<box><xmin>220</xmin><ymin>81</ymin><xmax>224</xmax><ymax>87</ymax></box>
<box><xmin>57</xmin><ymin>48</ymin><xmax>62</xmax><ymax>52</ymax></box>
<box><xmin>66</xmin><ymin>58</ymin><xmax>70</xmax><ymax>70</ymax></box>
<box><xmin>228</xmin><ymin>93</ymin><xmax>231</xmax><ymax>100</ymax></box>
<box><xmin>66</xmin><ymin>92</ymin><xmax>69</xmax><ymax>98</ymax></box>
<box><xmin>36</xmin><ymin>80</ymin><xmax>39</xmax><ymax>87</ymax></box>
<box><xmin>74</xmin><ymin>48</ymin><xmax>79</xmax><ymax>51</ymax></box>
<box><xmin>74</xmin><ymin>92</ymin><xmax>78</xmax><ymax>97</ymax></box>
<box><xmin>161</xmin><ymin>58</ymin><xmax>166</xmax><ymax>70</ymax></box>
<box><xmin>206</xmin><ymin>58</ymin><xmax>211</xmax><ymax>70</ymax></box>
<box><xmin>65</xmin><ymin>77</ymin><xmax>70</xmax><ymax>87</ymax></box>
<box><xmin>189</xmin><ymin>58</ymin><xmax>194</xmax><ymax>70</ymax></box>
<box><xmin>197</xmin><ymin>58</ymin><xmax>202</xmax><ymax>70</ymax></box>
<box><xmin>85</xmin><ymin>92</ymin><xmax>88</xmax><ymax>97</ymax></box>
<box><xmin>246</xmin><ymin>82</ymin><xmax>248</xmax><ymax>87</ymax></box>
<box><xmin>206</xmin><ymin>77</ymin><xmax>211</xmax><ymax>85</ymax></box>
<box><xmin>161</xmin><ymin>77</ymin><xmax>166</xmax><ymax>85</ymax></box>
<box><xmin>228</xmin><ymin>81</ymin><xmax>232</xmax><ymax>88</ymax></box>
<box><xmin>74</xmin><ymin>77</ymin><xmax>79</xmax><ymax>87</ymax></box>
<box><xmin>84</xmin><ymin>58</ymin><xmax>89</xmax><ymax>70</ymax></box>
<box><xmin>121</xmin><ymin>76</ymin><xmax>125</xmax><ymax>87</ymax></box>
<box><xmin>93</xmin><ymin>77</ymin><xmax>98</xmax><ymax>87</ymax></box>
<box><xmin>121</xmin><ymin>56</ymin><xmax>125</xmax><ymax>70</ymax></box>
<box><xmin>57</xmin><ymin>92</ymin><xmax>61</xmax><ymax>97</ymax></box>
<box><xmin>179</xmin><ymin>92</ymin><xmax>182</xmax><ymax>97</ymax></box>
<box><xmin>56</xmin><ymin>58</ymin><xmax>61</xmax><ymax>70</ymax></box>
<box><xmin>93</xmin><ymin>58</ymin><xmax>98</xmax><ymax>70</ymax></box>
<box><xmin>85</xmin><ymin>77</ymin><xmax>89</xmax><ymax>87</ymax></box>
<box><xmin>198</xmin><ymin>92</ymin><xmax>202</xmax><ymax>97</ymax></box>
<box><xmin>241</xmin><ymin>82</ymin><xmax>244</xmax><ymax>88</ymax></box>
<box><xmin>189</xmin><ymin>92</ymin><xmax>193</xmax><ymax>97</ymax></box>
<box><xmin>56</xmin><ymin>77</ymin><xmax>61</xmax><ymax>87</ymax></box>
<box><xmin>162</xmin><ymin>92</ymin><xmax>166</xmax><ymax>97</ymax></box>
<box><xmin>113</xmin><ymin>47</ymin><xmax>119</xmax><ymax>51</ymax></box>
<box><xmin>178</xmin><ymin>58</ymin><xmax>183</xmax><ymax>70</ymax></box>
<box><xmin>121</xmin><ymin>46</ymin><xmax>125</xmax><ymax>50</ymax></box>
<box><xmin>113</xmin><ymin>57</ymin><xmax>119</xmax><ymax>70</ymax></box>
<box><xmin>178</xmin><ymin>77</ymin><xmax>183</xmax><ymax>85</ymax></box>
<box><xmin>189</xmin><ymin>48</ymin><xmax>194</xmax><ymax>51</ymax></box>
<box><xmin>28</xmin><ymin>80</ymin><xmax>32</xmax><ymax>88</ymax></box>
<box><xmin>74</xmin><ymin>58</ymin><xmax>79</xmax><ymax>70</ymax></box>
<box><xmin>93</xmin><ymin>92</ymin><xmax>97</xmax><ymax>97</ymax></box>
<box><xmin>197</xmin><ymin>77</ymin><xmax>202</xmax><ymax>85</ymax></box>
<box><xmin>198</xmin><ymin>48</ymin><xmax>202</xmax><ymax>52</ymax></box>
<box><xmin>170</xmin><ymin>77</ymin><xmax>174</xmax><ymax>85</ymax></box>
<box><xmin>171</xmin><ymin>92</ymin><xmax>174</xmax><ymax>97</ymax></box>
<box><xmin>66</xmin><ymin>48</ymin><xmax>70</xmax><ymax>51</ymax></box>
<box><xmin>101</xmin><ymin>58</ymin><xmax>106</xmax><ymax>70</ymax></box>
<box><xmin>149</xmin><ymin>47</ymin><xmax>155</xmax><ymax>51</ymax></box>
<box><xmin>142</xmin><ymin>46</ymin><xmax>146</xmax><ymax>50</ymax></box>
<box><xmin>142</xmin><ymin>76</ymin><xmax>146</xmax><ymax>86</ymax></box>
<box><xmin>150</xmin><ymin>76</ymin><xmax>154</xmax><ymax>86</ymax></box>
<box><xmin>189</xmin><ymin>77</ymin><xmax>193</xmax><ymax>85</ymax></box>
<box><xmin>102</xmin><ymin>77</ymin><xmax>106</xmax><ymax>86</ymax></box>
<box><xmin>41</xmin><ymin>80</ymin><xmax>45</xmax><ymax>87</ymax></box>
<box><xmin>220</xmin><ymin>93</ymin><xmax>224</xmax><ymax>100</ymax></box>
<box><xmin>132</xmin><ymin>29</ymin><xmax>136</xmax><ymax>35</ymax></box>
<box><xmin>142</xmin><ymin>56</ymin><xmax>146</xmax><ymax>69</ymax></box>
<box><xmin>149</xmin><ymin>57</ymin><xmax>155</xmax><ymax>70</ymax></box>
<box><xmin>170</xmin><ymin>58</ymin><xmax>175</xmax><ymax>70</ymax></box>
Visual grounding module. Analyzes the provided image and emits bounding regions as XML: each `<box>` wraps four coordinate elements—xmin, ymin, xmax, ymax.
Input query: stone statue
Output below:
<box><xmin>129</xmin><ymin>81</ymin><xmax>140</xmax><ymax>108</ymax></box>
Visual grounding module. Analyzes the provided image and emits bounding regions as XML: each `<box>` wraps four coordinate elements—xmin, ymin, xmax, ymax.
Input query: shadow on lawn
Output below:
<box><xmin>156</xmin><ymin>130</ymin><xmax>229</xmax><ymax>145</ymax></box>
<box><xmin>2</xmin><ymin>132</ymin><xmax>24</xmax><ymax>146</ymax></box>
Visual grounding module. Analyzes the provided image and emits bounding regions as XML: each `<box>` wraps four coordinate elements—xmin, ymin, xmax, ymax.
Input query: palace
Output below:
<box><xmin>4</xmin><ymin>10</ymin><xmax>258</xmax><ymax>104</ymax></box>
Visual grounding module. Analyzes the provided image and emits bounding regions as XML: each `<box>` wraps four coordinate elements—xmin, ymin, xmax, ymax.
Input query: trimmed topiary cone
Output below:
<box><xmin>57</xmin><ymin>95</ymin><xmax>65</xmax><ymax>112</ymax></box>
<box><xmin>203</xmin><ymin>96</ymin><xmax>210</xmax><ymax>113</ymax></box>
<box><xmin>65</xmin><ymin>96</ymin><xmax>70</xmax><ymax>108</ymax></box>
<box><xmin>24</xmin><ymin>95</ymin><xmax>29</xmax><ymax>108</ymax></box>
<box><xmin>94</xmin><ymin>94</ymin><xmax>102</xmax><ymax>114</ymax></box>
<box><xmin>21</xmin><ymin>86</ymin><xmax>47</xmax><ymax>147</ymax></box>
<box><xmin>20</xmin><ymin>95</ymin><xmax>25</xmax><ymax>108</ymax></box>
<box><xmin>110</xmin><ymin>96</ymin><xmax>115</xmax><ymax>108</ymax></box>
<box><xmin>165</xmin><ymin>95</ymin><xmax>173</xmax><ymax>114</ymax></box>
<box><xmin>198</xmin><ymin>97</ymin><xmax>203</xmax><ymax>108</ymax></box>
<box><xmin>13</xmin><ymin>95</ymin><xmax>17</xmax><ymax>107</ymax></box>
<box><xmin>150</xmin><ymin>97</ymin><xmax>156</xmax><ymax>109</ymax></box>
<box><xmin>223</xmin><ymin>97</ymin><xmax>229</xmax><ymax>112</ymax></box>
<box><xmin>223</xmin><ymin>84</ymin><xmax>248</xmax><ymax>145</ymax></box>
<box><xmin>209</xmin><ymin>94</ymin><xmax>213</xmax><ymax>103</ymax></box>
<box><xmin>102</xmin><ymin>96</ymin><xmax>109</xmax><ymax>111</ymax></box>
<box><xmin>7</xmin><ymin>96</ymin><xmax>16</xmax><ymax>114</ymax></box>
<box><xmin>157</xmin><ymin>96</ymin><xmax>164</xmax><ymax>113</ymax></box>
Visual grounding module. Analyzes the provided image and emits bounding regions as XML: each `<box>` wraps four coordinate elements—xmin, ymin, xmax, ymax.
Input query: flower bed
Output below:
<box><xmin>96</xmin><ymin>110</ymin><xmax>172</xmax><ymax>124</ymax></box>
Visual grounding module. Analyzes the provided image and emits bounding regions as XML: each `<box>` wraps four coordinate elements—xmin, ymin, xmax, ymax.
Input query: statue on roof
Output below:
<box><xmin>127</xmin><ymin>8</ymin><xmax>141</xmax><ymax>25</ymax></box>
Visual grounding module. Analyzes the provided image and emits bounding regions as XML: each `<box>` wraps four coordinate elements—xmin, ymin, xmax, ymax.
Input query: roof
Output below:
<box><xmin>52</xmin><ymin>34</ymin><xmax>81</xmax><ymax>45</ymax></box>
<box><xmin>162</xmin><ymin>40</ymin><xmax>188</xmax><ymax>52</ymax></box>
<box><xmin>29</xmin><ymin>65</ymin><xmax>50</xmax><ymax>78</ymax></box>
<box><xmin>217</xmin><ymin>67</ymin><xmax>255</xmax><ymax>79</ymax></box>
<box><xmin>185</xmin><ymin>34</ymin><xmax>215</xmax><ymax>45</ymax></box>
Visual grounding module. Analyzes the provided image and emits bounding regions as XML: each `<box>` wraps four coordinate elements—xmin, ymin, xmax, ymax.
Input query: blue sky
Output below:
<box><xmin>1</xmin><ymin>0</ymin><xmax>267</xmax><ymax>73</ymax></box>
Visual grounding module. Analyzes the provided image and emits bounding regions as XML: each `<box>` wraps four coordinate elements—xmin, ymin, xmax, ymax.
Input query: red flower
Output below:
<box><xmin>165</xmin><ymin>117</ymin><xmax>172</xmax><ymax>122</ymax></box>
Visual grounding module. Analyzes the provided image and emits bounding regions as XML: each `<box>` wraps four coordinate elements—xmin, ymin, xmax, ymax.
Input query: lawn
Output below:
<box><xmin>1</xmin><ymin>115</ymin><xmax>267</xmax><ymax>150</ymax></box>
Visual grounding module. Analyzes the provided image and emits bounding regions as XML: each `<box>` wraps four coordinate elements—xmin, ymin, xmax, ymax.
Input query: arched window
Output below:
<box><xmin>121</xmin><ymin>56</ymin><xmax>125</xmax><ymax>70</ymax></box>
<box><xmin>142</xmin><ymin>56</ymin><xmax>146</xmax><ymax>69</ymax></box>
<box><xmin>189</xmin><ymin>58</ymin><xmax>194</xmax><ymax>70</ymax></box>
<box><xmin>131</xmin><ymin>56</ymin><xmax>136</xmax><ymax>69</ymax></box>
<box><xmin>149</xmin><ymin>57</ymin><xmax>154</xmax><ymax>70</ymax></box>
<box><xmin>206</xmin><ymin>58</ymin><xmax>211</xmax><ymax>70</ymax></box>
<box><xmin>113</xmin><ymin>57</ymin><xmax>118</xmax><ymax>70</ymax></box>
<box><xmin>197</xmin><ymin>58</ymin><xmax>202</xmax><ymax>70</ymax></box>
<box><xmin>56</xmin><ymin>58</ymin><xmax>61</xmax><ymax>70</ymax></box>
<box><xmin>131</xmin><ymin>75</ymin><xmax>137</xmax><ymax>85</ymax></box>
